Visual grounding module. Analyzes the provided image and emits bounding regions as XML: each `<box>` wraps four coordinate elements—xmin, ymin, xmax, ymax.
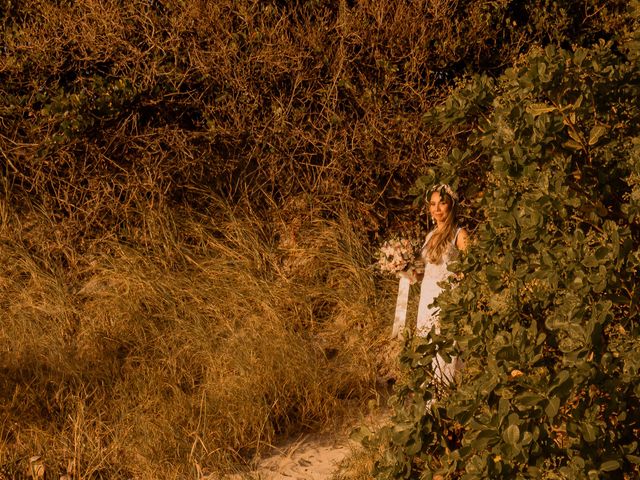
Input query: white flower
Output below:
<box><xmin>376</xmin><ymin>235</ymin><xmax>421</xmax><ymax>275</ymax></box>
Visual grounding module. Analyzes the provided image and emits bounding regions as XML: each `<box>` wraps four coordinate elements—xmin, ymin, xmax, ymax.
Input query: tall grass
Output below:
<box><xmin>0</xmin><ymin>197</ymin><xmax>396</xmax><ymax>479</ymax></box>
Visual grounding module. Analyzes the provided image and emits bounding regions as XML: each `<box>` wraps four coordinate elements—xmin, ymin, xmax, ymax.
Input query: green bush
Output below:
<box><xmin>375</xmin><ymin>8</ymin><xmax>640</xmax><ymax>480</ymax></box>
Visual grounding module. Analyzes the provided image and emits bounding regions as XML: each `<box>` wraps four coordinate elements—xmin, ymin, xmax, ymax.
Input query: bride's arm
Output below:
<box><xmin>456</xmin><ymin>228</ymin><xmax>470</xmax><ymax>252</ymax></box>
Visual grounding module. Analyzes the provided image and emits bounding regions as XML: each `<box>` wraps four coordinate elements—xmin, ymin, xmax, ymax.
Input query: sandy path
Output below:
<box><xmin>224</xmin><ymin>409</ymin><xmax>389</xmax><ymax>480</ymax></box>
<box><xmin>244</xmin><ymin>432</ymin><xmax>353</xmax><ymax>480</ymax></box>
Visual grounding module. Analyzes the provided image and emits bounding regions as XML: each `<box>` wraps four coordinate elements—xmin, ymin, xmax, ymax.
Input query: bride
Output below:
<box><xmin>415</xmin><ymin>184</ymin><xmax>468</xmax><ymax>386</ymax></box>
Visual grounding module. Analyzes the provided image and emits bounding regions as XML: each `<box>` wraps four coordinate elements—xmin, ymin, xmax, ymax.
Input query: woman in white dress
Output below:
<box><xmin>416</xmin><ymin>184</ymin><xmax>469</xmax><ymax>386</ymax></box>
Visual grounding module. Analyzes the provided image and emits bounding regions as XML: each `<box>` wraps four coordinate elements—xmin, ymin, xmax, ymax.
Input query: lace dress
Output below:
<box><xmin>416</xmin><ymin>227</ymin><xmax>463</xmax><ymax>385</ymax></box>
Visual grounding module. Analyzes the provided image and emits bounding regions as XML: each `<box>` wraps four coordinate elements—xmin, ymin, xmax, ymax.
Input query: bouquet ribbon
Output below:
<box><xmin>391</xmin><ymin>275</ymin><xmax>411</xmax><ymax>339</ymax></box>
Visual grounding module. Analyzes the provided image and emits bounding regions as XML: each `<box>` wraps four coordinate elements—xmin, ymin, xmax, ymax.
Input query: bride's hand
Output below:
<box><xmin>398</xmin><ymin>270</ymin><xmax>417</xmax><ymax>284</ymax></box>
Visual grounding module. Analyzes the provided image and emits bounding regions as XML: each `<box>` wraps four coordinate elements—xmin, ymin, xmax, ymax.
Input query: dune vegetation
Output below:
<box><xmin>0</xmin><ymin>196</ymin><xmax>398</xmax><ymax>478</ymax></box>
<box><xmin>1</xmin><ymin>0</ymin><xmax>638</xmax><ymax>478</ymax></box>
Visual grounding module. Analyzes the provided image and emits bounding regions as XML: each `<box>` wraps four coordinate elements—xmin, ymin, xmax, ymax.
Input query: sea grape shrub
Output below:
<box><xmin>376</xmin><ymin>20</ymin><xmax>640</xmax><ymax>480</ymax></box>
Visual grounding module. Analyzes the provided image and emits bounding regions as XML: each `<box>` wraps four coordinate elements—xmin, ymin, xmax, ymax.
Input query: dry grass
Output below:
<box><xmin>3</xmin><ymin>0</ymin><xmax>626</xmax><ymax>240</ymax></box>
<box><xmin>0</xmin><ymin>1</ymin><xmax>630</xmax><ymax>478</ymax></box>
<box><xmin>0</xmin><ymin>196</ymin><xmax>397</xmax><ymax>478</ymax></box>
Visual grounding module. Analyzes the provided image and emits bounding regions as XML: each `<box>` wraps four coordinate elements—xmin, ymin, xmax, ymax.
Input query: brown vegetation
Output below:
<box><xmin>0</xmin><ymin>197</ymin><xmax>400</xmax><ymax>477</ymax></box>
<box><xmin>0</xmin><ymin>0</ymin><xmax>630</xmax><ymax>477</ymax></box>
<box><xmin>3</xmin><ymin>0</ymin><xmax>627</xmax><ymax>236</ymax></box>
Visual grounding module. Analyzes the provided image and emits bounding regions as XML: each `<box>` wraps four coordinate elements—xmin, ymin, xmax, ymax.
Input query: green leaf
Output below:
<box><xmin>392</xmin><ymin>426</ymin><xmax>412</xmax><ymax>445</ymax></box>
<box><xmin>563</xmin><ymin>139</ymin><xmax>583</xmax><ymax>150</ymax></box>
<box><xmin>350</xmin><ymin>426</ymin><xmax>372</xmax><ymax>443</ymax></box>
<box><xmin>528</xmin><ymin>103</ymin><xmax>556</xmax><ymax>116</ymax></box>
<box><xmin>515</xmin><ymin>392</ymin><xmax>545</xmax><ymax>408</ymax></box>
<box><xmin>599</xmin><ymin>460</ymin><xmax>620</xmax><ymax>472</ymax></box>
<box><xmin>582</xmin><ymin>255</ymin><xmax>599</xmax><ymax>268</ymax></box>
<box><xmin>548</xmin><ymin>370</ymin><xmax>573</xmax><ymax>397</ymax></box>
<box><xmin>574</xmin><ymin>48</ymin><xmax>588</xmax><ymax>65</ymax></box>
<box><xmin>499</xmin><ymin>397</ymin><xmax>510</xmax><ymax>418</ymax></box>
<box><xmin>587</xmin><ymin>470</ymin><xmax>599</xmax><ymax>480</ymax></box>
<box><xmin>405</xmin><ymin>435</ymin><xmax>423</xmax><ymax>455</ymax></box>
<box><xmin>588</xmin><ymin>125</ymin><xmax>608</xmax><ymax>146</ymax></box>
<box><xmin>582</xmin><ymin>423</ymin><xmax>598</xmax><ymax>443</ymax></box>
<box><xmin>568</xmin><ymin>128</ymin><xmax>583</xmax><ymax>144</ymax></box>
<box><xmin>471</xmin><ymin>428</ymin><xmax>498</xmax><ymax>450</ymax></box>
<box><xmin>371</xmin><ymin>33</ymin><xmax>640</xmax><ymax>480</ymax></box>
<box><xmin>503</xmin><ymin>424</ymin><xmax>520</xmax><ymax>445</ymax></box>
<box><xmin>466</xmin><ymin>454</ymin><xmax>487</xmax><ymax>474</ymax></box>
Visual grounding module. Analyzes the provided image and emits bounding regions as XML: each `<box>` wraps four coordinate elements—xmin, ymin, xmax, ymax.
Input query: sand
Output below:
<box><xmin>223</xmin><ymin>408</ymin><xmax>390</xmax><ymax>480</ymax></box>
<box><xmin>254</xmin><ymin>432</ymin><xmax>352</xmax><ymax>479</ymax></box>
<box><xmin>223</xmin><ymin>429</ymin><xmax>354</xmax><ymax>480</ymax></box>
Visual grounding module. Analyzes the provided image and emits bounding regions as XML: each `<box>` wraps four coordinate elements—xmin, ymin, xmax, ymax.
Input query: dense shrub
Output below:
<box><xmin>375</xmin><ymin>9</ymin><xmax>640</xmax><ymax>480</ymax></box>
<box><xmin>0</xmin><ymin>0</ymin><xmax>630</xmax><ymax>239</ymax></box>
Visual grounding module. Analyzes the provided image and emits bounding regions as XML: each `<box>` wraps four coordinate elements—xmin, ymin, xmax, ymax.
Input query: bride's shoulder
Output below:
<box><xmin>455</xmin><ymin>228</ymin><xmax>470</xmax><ymax>251</ymax></box>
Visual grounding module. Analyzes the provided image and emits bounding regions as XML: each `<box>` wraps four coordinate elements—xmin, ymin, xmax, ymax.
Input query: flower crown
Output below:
<box><xmin>428</xmin><ymin>183</ymin><xmax>459</xmax><ymax>203</ymax></box>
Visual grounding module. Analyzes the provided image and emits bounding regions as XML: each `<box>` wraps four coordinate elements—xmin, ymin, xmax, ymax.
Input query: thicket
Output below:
<box><xmin>1</xmin><ymin>0</ymin><xmax>630</xmax><ymax>237</ymax></box>
<box><xmin>0</xmin><ymin>0</ymin><xmax>636</xmax><ymax>477</ymax></box>
<box><xmin>374</xmin><ymin>5</ymin><xmax>640</xmax><ymax>480</ymax></box>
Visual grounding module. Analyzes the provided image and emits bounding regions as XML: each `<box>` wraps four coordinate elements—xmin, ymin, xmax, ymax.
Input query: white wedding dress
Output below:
<box><xmin>416</xmin><ymin>227</ymin><xmax>463</xmax><ymax>386</ymax></box>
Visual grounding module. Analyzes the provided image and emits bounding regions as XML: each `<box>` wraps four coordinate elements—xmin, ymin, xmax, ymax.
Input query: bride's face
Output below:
<box><xmin>429</xmin><ymin>191</ymin><xmax>451</xmax><ymax>223</ymax></box>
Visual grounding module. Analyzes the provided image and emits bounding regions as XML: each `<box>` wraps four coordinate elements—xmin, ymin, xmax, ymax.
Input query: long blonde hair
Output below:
<box><xmin>424</xmin><ymin>186</ymin><xmax>458</xmax><ymax>264</ymax></box>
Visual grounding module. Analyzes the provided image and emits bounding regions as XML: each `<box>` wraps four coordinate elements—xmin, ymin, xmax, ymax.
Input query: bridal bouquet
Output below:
<box><xmin>377</xmin><ymin>236</ymin><xmax>422</xmax><ymax>276</ymax></box>
<box><xmin>378</xmin><ymin>235</ymin><xmax>423</xmax><ymax>339</ymax></box>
